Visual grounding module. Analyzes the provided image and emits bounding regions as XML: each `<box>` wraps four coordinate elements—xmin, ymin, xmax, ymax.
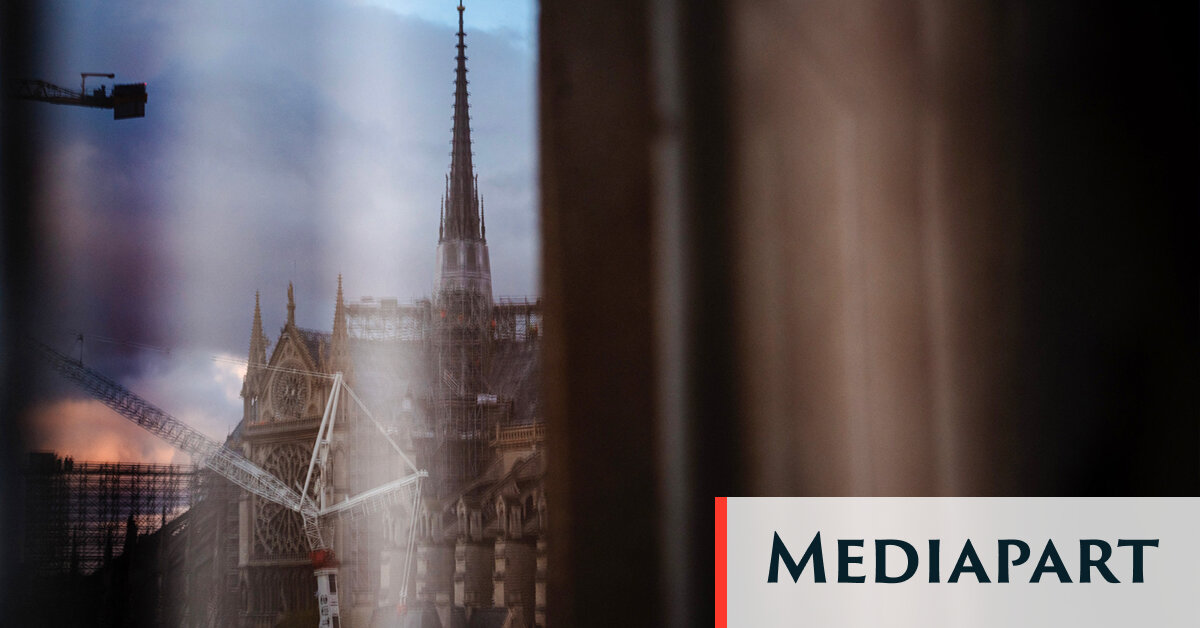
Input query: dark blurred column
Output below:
<box><xmin>540</xmin><ymin>1</ymin><xmax>663</xmax><ymax>626</ymax></box>
<box><xmin>542</xmin><ymin>1</ymin><xmax>1197</xmax><ymax>627</ymax></box>
<box><xmin>2</xmin><ymin>0</ymin><xmax>41</xmax><ymax>622</ymax></box>
<box><xmin>723</xmin><ymin>0</ymin><xmax>1198</xmax><ymax>496</ymax></box>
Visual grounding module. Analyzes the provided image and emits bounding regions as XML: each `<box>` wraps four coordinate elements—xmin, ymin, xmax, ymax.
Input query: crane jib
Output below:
<box><xmin>33</xmin><ymin>339</ymin><xmax>305</xmax><ymax>510</ymax></box>
<box><xmin>32</xmin><ymin>336</ymin><xmax>426</xmax><ymax>618</ymax></box>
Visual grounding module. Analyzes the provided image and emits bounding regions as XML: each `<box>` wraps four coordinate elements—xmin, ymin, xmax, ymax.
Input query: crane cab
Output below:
<box><xmin>112</xmin><ymin>83</ymin><xmax>146</xmax><ymax>119</ymax></box>
<box><xmin>315</xmin><ymin>568</ymin><xmax>341</xmax><ymax>628</ymax></box>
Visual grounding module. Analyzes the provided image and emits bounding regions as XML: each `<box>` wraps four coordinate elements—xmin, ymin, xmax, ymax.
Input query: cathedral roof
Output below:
<box><xmin>453</xmin><ymin>450</ymin><xmax>544</xmax><ymax>507</ymax></box>
<box><xmin>486</xmin><ymin>340</ymin><xmax>541</xmax><ymax>425</ymax></box>
<box><xmin>294</xmin><ymin>327</ymin><xmax>330</xmax><ymax>367</ymax></box>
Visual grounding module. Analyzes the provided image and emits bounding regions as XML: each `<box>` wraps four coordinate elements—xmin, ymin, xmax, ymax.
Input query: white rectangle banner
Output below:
<box><xmin>723</xmin><ymin>498</ymin><xmax>1200</xmax><ymax>627</ymax></box>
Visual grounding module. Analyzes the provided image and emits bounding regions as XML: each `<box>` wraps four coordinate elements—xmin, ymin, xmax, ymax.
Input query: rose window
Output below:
<box><xmin>270</xmin><ymin>369</ymin><xmax>309</xmax><ymax>420</ymax></box>
<box><xmin>253</xmin><ymin>443</ymin><xmax>319</xmax><ymax>558</ymax></box>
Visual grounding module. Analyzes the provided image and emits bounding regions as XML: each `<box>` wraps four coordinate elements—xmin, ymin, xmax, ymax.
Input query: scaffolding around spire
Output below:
<box><xmin>431</xmin><ymin>0</ymin><xmax>495</xmax><ymax>496</ymax></box>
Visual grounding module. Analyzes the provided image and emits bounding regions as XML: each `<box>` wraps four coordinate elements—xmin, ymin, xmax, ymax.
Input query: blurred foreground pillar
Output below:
<box><xmin>725</xmin><ymin>0</ymin><xmax>1198</xmax><ymax>496</ymax></box>
<box><xmin>542</xmin><ymin>2</ymin><xmax>1198</xmax><ymax>626</ymax></box>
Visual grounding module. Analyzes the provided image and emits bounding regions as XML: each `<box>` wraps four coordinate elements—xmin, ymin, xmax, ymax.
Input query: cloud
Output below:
<box><xmin>353</xmin><ymin>0</ymin><xmax>537</xmax><ymax>48</ymax></box>
<box><xmin>27</xmin><ymin>346</ymin><xmax>252</xmax><ymax>464</ymax></box>
<box><xmin>124</xmin><ymin>349</ymin><xmax>250</xmax><ymax>441</ymax></box>
<box><xmin>211</xmin><ymin>354</ymin><xmax>249</xmax><ymax>404</ymax></box>
<box><xmin>27</xmin><ymin>0</ymin><xmax>537</xmax><ymax>463</ymax></box>
<box><xmin>26</xmin><ymin>399</ymin><xmax>181</xmax><ymax>464</ymax></box>
<box><xmin>34</xmin><ymin>0</ymin><xmax>536</xmax><ymax>346</ymax></box>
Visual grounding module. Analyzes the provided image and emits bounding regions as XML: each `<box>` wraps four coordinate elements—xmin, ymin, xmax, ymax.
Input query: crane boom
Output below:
<box><xmin>34</xmin><ymin>340</ymin><xmax>312</xmax><ymax>515</ymax></box>
<box><xmin>7</xmin><ymin>74</ymin><xmax>146</xmax><ymax>119</ymax></box>
<box><xmin>35</xmin><ymin>337</ymin><xmax>427</xmax><ymax>621</ymax></box>
<box><xmin>9</xmin><ymin>79</ymin><xmax>82</xmax><ymax>105</ymax></box>
<box><xmin>321</xmin><ymin>473</ymin><xmax>424</xmax><ymax>520</ymax></box>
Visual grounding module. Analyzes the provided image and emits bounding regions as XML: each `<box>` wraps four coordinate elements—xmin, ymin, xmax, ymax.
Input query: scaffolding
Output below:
<box><xmin>178</xmin><ymin>469</ymin><xmax>243</xmax><ymax>627</ymax></box>
<box><xmin>341</xmin><ymin>290</ymin><xmax>542</xmax><ymax>500</ymax></box>
<box><xmin>431</xmin><ymin>282</ymin><xmax>492</xmax><ymax>494</ymax></box>
<box><xmin>346</xmin><ymin>297</ymin><xmax>432</xmax><ymax>342</ymax></box>
<box><xmin>345</xmin><ymin>296</ymin><xmax>541</xmax><ymax>345</ymax></box>
<box><xmin>492</xmin><ymin>297</ymin><xmax>543</xmax><ymax>342</ymax></box>
<box><xmin>21</xmin><ymin>452</ymin><xmax>197</xmax><ymax>576</ymax></box>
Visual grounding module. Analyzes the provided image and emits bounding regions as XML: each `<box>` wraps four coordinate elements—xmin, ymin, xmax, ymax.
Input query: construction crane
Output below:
<box><xmin>7</xmin><ymin>72</ymin><xmax>146</xmax><ymax>119</ymax></box>
<box><xmin>34</xmin><ymin>340</ymin><xmax>426</xmax><ymax>626</ymax></box>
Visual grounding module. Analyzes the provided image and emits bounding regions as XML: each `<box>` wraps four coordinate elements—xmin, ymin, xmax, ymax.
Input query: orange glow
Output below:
<box><xmin>26</xmin><ymin>399</ymin><xmax>181</xmax><ymax>464</ymax></box>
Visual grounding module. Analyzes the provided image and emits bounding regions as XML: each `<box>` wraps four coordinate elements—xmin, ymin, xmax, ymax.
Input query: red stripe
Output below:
<box><xmin>715</xmin><ymin>496</ymin><xmax>727</xmax><ymax>628</ymax></box>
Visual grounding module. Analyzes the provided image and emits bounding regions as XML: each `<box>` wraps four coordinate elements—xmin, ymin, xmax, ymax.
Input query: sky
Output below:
<box><xmin>22</xmin><ymin>0</ymin><xmax>538</xmax><ymax>463</ymax></box>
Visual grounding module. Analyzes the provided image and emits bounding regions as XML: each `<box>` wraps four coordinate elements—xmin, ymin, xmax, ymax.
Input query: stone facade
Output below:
<box><xmin>223</xmin><ymin>5</ymin><xmax>545</xmax><ymax>626</ymax></box>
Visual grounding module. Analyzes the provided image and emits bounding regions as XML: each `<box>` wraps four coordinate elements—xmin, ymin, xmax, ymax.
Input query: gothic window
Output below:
<box><xmin>269</xmin><ymin>362</ymin><xmax>310</xmax><ymax>421</ymax></box>
<box><xmin>457</xmin><ymin>499</ymin><xmax>468</xmax><ymax>538</ymax></box>
<box><xmin>253</xmin><ymin>443</ymin><xmax>317</xmax><ymax>558</ymax></box>
<box><xmin>470</xmin><ymin>510</ymin><xmax>482</xmax><ymax>540</ymax></box>
<box><xmin>496</xmin><ymin>497</ymin><xmax>507</xmax><ymax>537</ymax></box>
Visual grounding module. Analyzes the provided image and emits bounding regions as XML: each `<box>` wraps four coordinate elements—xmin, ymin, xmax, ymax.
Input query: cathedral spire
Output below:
<box><xmin>286</xmin><ymin>282</ymin><xmax>296</xmax><ymax>327</ymax></box>
<box><xmin>249</xmin><ymin>291</ymin><xmax>267</xmax><ymax>367</ymax></box>
<box><xmin>243</xmin><ymin>291</ymin><xmax>269</xmax><ymax>407</ymax></box>
<box><xmin>445</xmin><ymin>0</ymin><xmax>481</xmax><ymax>241</ymax></box>
<box><xmin>333</xmin><ymin>275</ymin><xmax>347</xmax><ymax>339</ymax></box>
<box><xmin>330</xmin><ymin>274</ymin><xmax>350</xmax><ymax>374</ymax></box>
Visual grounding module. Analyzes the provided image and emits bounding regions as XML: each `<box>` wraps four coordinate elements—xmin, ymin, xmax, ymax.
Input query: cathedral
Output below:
<box><xmin>192</xmin><ymin>4</ymin><xmax>545</xmax><ymax>627</ymax></box>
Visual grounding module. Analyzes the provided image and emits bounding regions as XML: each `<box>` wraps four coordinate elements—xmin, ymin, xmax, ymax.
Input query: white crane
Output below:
<box><xmin>34</xmin><ymin>340</ymin><xmax>426</xmax><ymax>627</ymax></box>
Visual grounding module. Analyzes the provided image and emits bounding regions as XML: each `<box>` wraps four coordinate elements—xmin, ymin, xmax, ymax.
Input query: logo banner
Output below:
<box><xmin>719</xmin><ymin>497</ymin><xmax>1200</xmax><ymax>627</ymax></box>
